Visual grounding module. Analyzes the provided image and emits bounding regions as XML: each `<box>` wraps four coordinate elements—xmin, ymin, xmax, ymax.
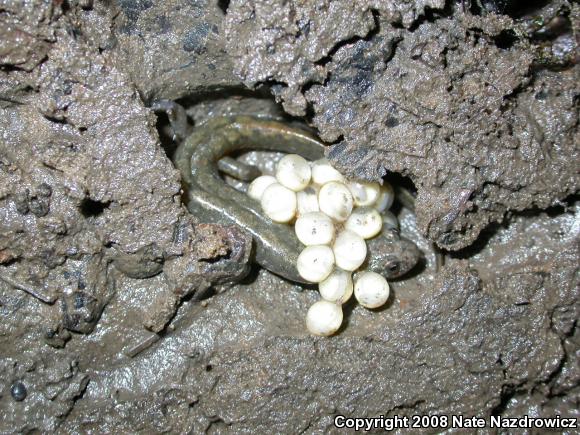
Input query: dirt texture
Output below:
<box><xmin>225</xmin><ymin>0</ymin><xmax>579</xmax><ymax>250</ymax></box>
<box><xmin>113</xmin><ymin>0</ymin><xmax>240</xmax><ymax>101</ymax></box>
<box><xmin>0</xmin><ymin>0</ymin><xmax>578</xmax><ymax>433</ymax></box>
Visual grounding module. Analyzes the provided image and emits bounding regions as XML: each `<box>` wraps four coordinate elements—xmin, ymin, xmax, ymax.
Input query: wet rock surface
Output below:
<box><xmin>0</xmin><ymin>0</ymin><xmax>578</xmax><ymax>432</ymax></box>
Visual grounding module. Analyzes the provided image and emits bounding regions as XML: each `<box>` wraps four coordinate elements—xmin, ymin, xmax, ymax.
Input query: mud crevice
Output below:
<box><xmin>407</xmin><ymin>4</ymin><xmax>454</xmax><ymax>32</ymax></box>
<box><xmin>506</xmin><ymin>0</ymin><xmax>553</xmax><ymax>18</ymax></box>
<box><xmin>217</xmin><ymin>0</ymin><xmax>230</xmax><ymax>15</ymax></box>
<box><xmin>79</xmin><ymin>198</ymin><xmax>111</xmax><ymax>218</ymax></box>
<box><xmin>314</xmin><ymin>9</ymin><xmax>382</xmax><ymax>68</ymax></box>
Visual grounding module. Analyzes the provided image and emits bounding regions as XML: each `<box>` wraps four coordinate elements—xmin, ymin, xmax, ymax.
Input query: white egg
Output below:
<box><xmin>319</xmin><ymin>269</ymin><xmax>353</xmax><ymax>304</ymax></box>
<box><xmin>275</xmin><ymin>154</ymin><xmax>311</xmax><ymax>191</ymax></box>
<box><xmin>247</xmin><ymin>175</ymin><xmax>277</xmax><ymax>201</ymax></box>
<box><xmin>348</xmin><ymin>180</ymin><xmax>381</xmax><ymax>207</ymax></box>
<box><xmin>374</xmin><ymin>182</ymin><xmax>394</xmax><ymax>212</ymax></box>
<box><xmin>294</xmin><ymin>212</ymin><xmax>335</xmax><ymax>246</ymax></box>
<box><xmin>354</xmin><ymin>271</ymin><xmax>390</xmax><ymax>309</ymax></box>
<box><xmin>296</xmin><ymin>186</ymin><xmax>320</xmax><ymax>216</ymax></box>
<box><xmin>296</xmin><ymin>245</ymin><xmax>335</xmax><ymax>283</ymax></box>
<box><xmin>305</xmin><ymin>300</ymin><xmax>343</xmax><ymax>336</ymax></box>
<box><xmin>311</xmin><ymin>158</ymin><xmax>345</xmax><ymax>185</ymax></box>
<box><xmin>345</xmin><ymin>206</ymin><xmax>383</xmax><ymax>239</ymax></box>
<box><xmin>332</xmin><ymin>230</ymin><xmax>367</xmax><ymax>271</ymax></box>
<box><xmin>261</xmin><ymin>183</ymin><xmax>297</xmax><ymax>223</ymax></box>
<box><xmin>318</xmin><ymin>181</ymin><xmax>353</xmax><ymax>222</ymax></box>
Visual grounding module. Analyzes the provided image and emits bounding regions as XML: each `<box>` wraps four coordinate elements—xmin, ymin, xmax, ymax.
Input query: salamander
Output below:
<box><xmin>173</xmin><ymin>115</ymin><xmax>421</xmax><ymax>284</ymax></box>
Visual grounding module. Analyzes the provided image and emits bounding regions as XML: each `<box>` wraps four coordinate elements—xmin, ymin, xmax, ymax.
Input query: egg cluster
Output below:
<box><xmin>247</xmin><ymin>154</ymin><xmax>394</xmax><ymax>336</ymax></box>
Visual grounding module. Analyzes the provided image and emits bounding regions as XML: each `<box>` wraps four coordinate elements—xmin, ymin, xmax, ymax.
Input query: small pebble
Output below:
<box><xmin>310</xmin><ymin>158</ymin><xmax>345</xmax><ymax>185</ymax></box>
<box><xmin>296</xmin><ymin>245</ymin><xmax>334</xmax><ymax>283</ymax></box>
<box><xmin>276</xmin><ymin>154</ymin><xmax>311</xmax><ymax>191</ymax></box>
<box><xmin>319</xmin><ymin>269</ymin><xmax>353</xmax><ymax>304</ymax></box>
<box><xmin>345</xmin><ymin>207</ymin><xmax>383</xmax><ymax>239</ymax></box>
<box><xmin>318</xmin><ymin>181</ymin><xmax>353</xmax><ymax>222</ymax></box>
<box><xmin>332</xmin><ymin>230</ymin><xmax>367</xmax><ymax>271</ymax></box>
<box><xmin>36</xmin><ymin>183</ymin><xmax>53</xmax><ymax>197</ymax></box>
<box><xmin>295</xmin><ymin>212</ymin><xmax>335</xmax><ymax>246</ymax></box>
<box><xmin>354</xmin><ymin>271</ymin><xmax>390</xmax><ymax>309</ymax></box>
<box><xmin>296</xmin><ymin>186</ymin><xmax>320</xmax><ymax>216</ymax></box>
<box><xmin>306</xmin><ymin>300</ymin><xmax>343</xmax><ymax>336</ymax></box>
<box><xmin>10</xmin><ymin>381</ymin><xmax>27</xmax><ymax>401</ymax></box>
<box><xmin>374</xmin><ymin>182</ymin><xmax>394</xmax><ymax>212</ymax></box>
<box><xmin>261</xmin><ymin>183</ymin><xmax>297</xmax><ymax>223</ymax></box>
<box><xmin>348</xmin><ymin>181</ymin><xmax>381</xmax><ymax>207</ymax></box>
<box><xmin>247</xmin><ymin>175</ymin><xmax>277</xmax><ymax>201</ymax></box>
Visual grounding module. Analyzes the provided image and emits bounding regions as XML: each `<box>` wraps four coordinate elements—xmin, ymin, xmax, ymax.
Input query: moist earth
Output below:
<box><xmin>0</xmin><ymin>0</ymin><xmax>578</xmax><ymax>433</ymax></box>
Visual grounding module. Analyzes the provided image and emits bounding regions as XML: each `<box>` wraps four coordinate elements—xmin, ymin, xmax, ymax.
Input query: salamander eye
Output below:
<box><xmin>385</xmin><ymin>260</ymin><xmax>400</xmax><ymax>275</ymax></box>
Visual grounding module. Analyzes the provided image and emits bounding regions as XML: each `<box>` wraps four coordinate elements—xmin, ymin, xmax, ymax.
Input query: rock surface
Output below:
<box><xmin>0</xmin><ymin>0</ymin><xmax>578</xmax><ymax>432</ymax></box>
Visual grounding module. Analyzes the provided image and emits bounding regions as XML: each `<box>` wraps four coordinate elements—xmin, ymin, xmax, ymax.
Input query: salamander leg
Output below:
<box><xmin>151</xmin><ymin>100</ymin><xmax>191</xmax><ymax>141</ymax></box>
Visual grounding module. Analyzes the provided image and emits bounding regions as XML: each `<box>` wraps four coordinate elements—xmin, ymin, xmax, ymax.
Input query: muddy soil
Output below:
<box><xmin>0</xmin><ymin>0</ymin><xmax>578</xmax><ymax>433</ymax></box>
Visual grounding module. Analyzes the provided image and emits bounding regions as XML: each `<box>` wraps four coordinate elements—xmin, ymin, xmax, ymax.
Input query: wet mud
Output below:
<box><xmin>0</xmin><ymin>0</ymin><xmax>578</xmax><ymax>433</ymax></box>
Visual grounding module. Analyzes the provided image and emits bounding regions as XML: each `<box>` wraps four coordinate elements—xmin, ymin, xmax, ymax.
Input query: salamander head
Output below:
<box><xmin>366</xmin><ymin>231</ymin><xmax>422</xmax><ymax>279</ymax></box>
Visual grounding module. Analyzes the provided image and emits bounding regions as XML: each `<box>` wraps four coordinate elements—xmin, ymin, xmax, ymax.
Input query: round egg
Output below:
<box><xmin>345</xmin><ymin>206</ymin><xmax>383</xmax><ymax>239</ymax></box>
<box><xmin>306</xmin><ymin>300</ymin><xmax>343</xmax><ymax>336</ymax></box>
<box><xmin>311</xmin><ymin>158</ymin><xmax>345</xmax><ymax>185</ymax></box>
<box><xmin>354</xmin><ymin>271</ymin><xmax>390</xmax><ymax>309</ymax></box>
<box><xmin>296</xmin><ymin>186</ymin><xmax>320</xmax><ymax>216</ymax></box>
<box><xmin>348</xmin><ymin>181</ymin><xmax>381</xmax><ymax>207</ymax></box>
<box><xmin>318</xmin><ymin>181</ymin><xmax>353</xmax><ymax>222</ymax></box>
<box><xmin>276</xmin><ymin>154</ymin><xmax>311</xmax><ymax>191</ymax></box>
<box><xmin>261</xmin><ymin>183</ymin><xmax>297</xmax><ymax>223</ymax></box>
<box><xmin>295</xmin><ymin>212</ymin><xmax>335</xmax><ymax>246</ymax></box>
<box><xmin>247</xmin><ymin>175</ymin><xmax>277</xmax><ymax>201</ymax></box>
<box><xmin>374</xmin><ymin>182</ymin><xmax>394</xmax><ymax>212</ymax></box>
<box><xmin>319</xmin><ymin>269</ymin><xmax>353</xmax><ymax>304</ymax></box>
<box><xmin>332</xmin><ymin>230</ymin><xmax>367</xmax><ymax>271</ymax></box>
<box><xmin>296</xmin><ymin>245</ymin><xmax>335</xmax><ymax>283</ymax></box>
